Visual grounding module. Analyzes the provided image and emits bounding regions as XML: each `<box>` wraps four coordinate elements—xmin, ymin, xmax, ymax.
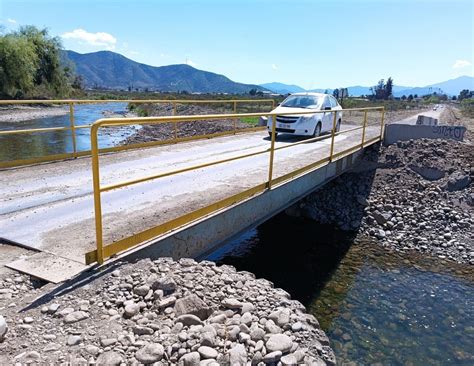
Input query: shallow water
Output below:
<box><xmin>207</xmin><ymin>213</ymin><xmax>474</xmax><ymax>365</ymax></box>
<box><xmin>0</xmin><ymin>103</ymin><xmax>139</xmax><ymax>161</ymax></box>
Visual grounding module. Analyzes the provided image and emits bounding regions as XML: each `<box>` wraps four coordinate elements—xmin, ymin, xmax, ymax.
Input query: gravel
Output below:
<box><xmin>295</xmin><ymin>138</ymin><xmax>473</xmax><ymax>264</ymax></box>
<box><xmin>0</xmin><ymin>258</ymin><xmax>335</xmax><ymax>365</ymax></box>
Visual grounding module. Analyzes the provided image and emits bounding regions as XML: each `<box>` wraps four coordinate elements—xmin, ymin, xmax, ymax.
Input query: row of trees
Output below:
<box><xmin>0</xmin><ymin>26</ymin><xmax>80</xmax><ymax>98</ymax></box>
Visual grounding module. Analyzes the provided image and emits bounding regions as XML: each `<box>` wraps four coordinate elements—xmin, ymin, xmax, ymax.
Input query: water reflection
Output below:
<box><xmin>0</xmin><ymin>103</ymin><xmax>139</xmax><ymax>161</ymax></box>
<box><xmin>208</xmin><ymin>213</ymin><xmax>474</xmax><ymax>365</ymax></box>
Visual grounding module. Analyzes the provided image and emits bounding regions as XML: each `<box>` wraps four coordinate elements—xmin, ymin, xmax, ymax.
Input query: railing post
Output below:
<box><xmin>173</xmin><ymin>102</ymin><xmax>178</xmax><ymax>141</ymax></box>
<box><xmin>69</xmin><ymin>102</ymin><xmax>77</xmax><ymax>158</ymax></box>
<box><xmin>361</xmin><ymin>110</ymin><xmax>368</xmax><ymax>147</ymax></box>
<box><xmin>233</xmin><ymin>101</ymin><xmax>237</xmax><ymax>134</ymax></box>
<box><xmin>329</xmin><ymin>111</ymin><xmax>337</xmax><ymax>161</ymax></box>
<box><xmin>91</xmin><ymin>123</ymin><xmax>104</xmax><ymax>264</ymax></box>
<box><xmin>267</xmin><ymin>114</ymin><xmax>276</xmax><ymax>189</ymax></box>
<box><xmin>379</xmin><ymin>108</ymin><xmax>385</xmax><ymax>141</ymax></box>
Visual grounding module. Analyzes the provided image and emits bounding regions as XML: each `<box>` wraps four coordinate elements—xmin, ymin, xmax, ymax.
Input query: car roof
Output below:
<box><xmin>289</xmin><ymin>92</ymin><xmax>329</xmax><ymax>97</ymax></box>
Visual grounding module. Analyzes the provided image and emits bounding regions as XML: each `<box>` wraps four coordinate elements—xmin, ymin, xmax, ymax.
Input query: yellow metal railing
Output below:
<box><xmin>85</xmin><ymin>106</ymin><xmax>385</xmax><ymax>264</ymax></box>
<box><xmin>0</xmin><ymin>99</ymin><xmax>275</xmax><ymax>169</ymax></box>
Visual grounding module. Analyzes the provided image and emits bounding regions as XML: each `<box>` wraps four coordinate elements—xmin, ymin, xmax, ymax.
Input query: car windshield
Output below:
<box><xmin>280</xmin><ymin>95</ymin><xmax>322</xmax><ymax>109</ymax></box>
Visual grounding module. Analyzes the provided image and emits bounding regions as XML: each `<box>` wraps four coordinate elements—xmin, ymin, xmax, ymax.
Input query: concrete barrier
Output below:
<box><xmin>384</xmin><ymin>124</ymin><xmax>466</xmax><ymax>146</ymax></box>
<box><xmin>416</xmin><ymin>115</ymin><xmax>438</xmax><ymax>126</ymax></box>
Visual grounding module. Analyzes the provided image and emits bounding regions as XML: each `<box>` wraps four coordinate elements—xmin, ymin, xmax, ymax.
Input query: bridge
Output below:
<box><xmin>0</xmin><ymin>101</ymin><xmax>384</xmax><ymax>282</ymax></box>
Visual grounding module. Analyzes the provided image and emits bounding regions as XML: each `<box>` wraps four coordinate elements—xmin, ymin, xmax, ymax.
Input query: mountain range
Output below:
<box><xmin>63</xmin><ymin>50</ymin><xmax>473</xmax><ymax>96</ymax></box>
<box><xmin>63</xmin><ymin>50</ymin><xmax>265</xmax><ymax>94</ymax></box>
<box><xmin>260</xmin><ymin>76</ymin><xmax>473</xmax><ymax>97</ymax></box>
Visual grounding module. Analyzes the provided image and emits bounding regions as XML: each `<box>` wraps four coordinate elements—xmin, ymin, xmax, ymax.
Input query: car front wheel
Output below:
<box><xmin>313</xmin><ymin>122</ymin><xmax>322</xmax><ymax>137</ymax></box>
<box><xmin>268</xmin><ymin>131</ymin><xmax>278</xmax><ymax>139</ymax></box>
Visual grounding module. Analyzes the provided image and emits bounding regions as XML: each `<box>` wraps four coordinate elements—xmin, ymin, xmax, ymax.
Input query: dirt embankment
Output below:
<box><xmin>297</xmin><ymin>138</ymin><xmax>473</xmax><ymax>265</ymax></box>
<box><xmin>0</xmin><ymin>105</ymin><xmax>69</xmax><ymax>123</ymax></box>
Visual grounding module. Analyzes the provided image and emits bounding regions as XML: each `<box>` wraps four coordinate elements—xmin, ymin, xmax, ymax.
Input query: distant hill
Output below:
<box><xmin>260</xmin><ymin>82</ymin><xmax>306</xmax><ymax>94</ymax></box>
<box><xmin>394</xmin><ymin>76</ymin><xmax>474</xmax><ymax>97</ymax></box>
<box><xmin>63</xmin><ymin>50</ymin><xmax>265</xmax><ymax>94</ymax></box>
<box><xmin>262</xmin><ymin>76</ymin><xmax>473</xmax><ymax>97</ymax></box>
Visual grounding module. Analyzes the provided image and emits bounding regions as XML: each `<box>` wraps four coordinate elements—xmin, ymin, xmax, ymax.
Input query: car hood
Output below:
<box><xmin>271</xmin><ymin>106</ymin><xmax>319</xmax><ymax>116</ymax></box>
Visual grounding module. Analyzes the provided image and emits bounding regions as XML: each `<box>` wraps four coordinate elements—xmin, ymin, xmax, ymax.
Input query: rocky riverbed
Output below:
<box><xmin>0</xmin><ymin>105</ymin><xmax>69</xmax><ymax>123</ymax></box>
<box><xmin>0</xmin><ymin>258</ymin><xmax>335</xmax><ymax>365</ymax></box>
<box><xmin>123</xmin><ymin>103</ymin><xmax>260</xmax><ymax>145</ymax></box>
<box><xmin>295</xmin><ymin>138</ymin><xmax>473</xmax><ymax>264</ymax></box>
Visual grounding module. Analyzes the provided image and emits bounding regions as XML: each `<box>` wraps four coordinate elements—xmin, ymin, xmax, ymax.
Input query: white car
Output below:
<box><xmin>266</xmin><ymin>92</ymin><xmax>342</xmax><ymax>138</ymax></box>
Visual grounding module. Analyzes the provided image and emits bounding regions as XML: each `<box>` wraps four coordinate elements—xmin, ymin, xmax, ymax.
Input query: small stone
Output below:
<box><xmin>229</xmin><ymin>344</ymin><xmax>247</xmax><ymax>365</ymax></box>
<box><xmin>96</xmin><ymin>351</ymin><xmax>124</xmax><ymax>366</ymax></box>
<box><xmin>176</xmin><ymin>314</ymin><xmax>203</xmax><ymax>326</ymax></box>
<box><xmin>198</xmin><ymin>346</ymin><xmax>218</xmax><ymax>359</ymax></box>
<box><xmin>175</xmin><ymin>295</ymin><xmax>211</xmax><ymax>320</ymax></box>
<box><xmin>152</xmin><ymin>277</ymin><xmax>177</xmax><ymax>293</ymax></box>
<box><xmin>135</xmin><ymin>343</ymin><xmax>164</xmax><ymax>364</ymax></box>
<box><xmin>157</xmin><ymin>296</ymin><xmax>177</xmax><ymax>309</ymax></box>
<box><xmin>64</xmin><ymin>311</ymin><xmax>88</xmax><ymax>324</ymax></box>
<box><xmin>48</xmin><ymin>303</ymin><xmax>60</xmax><ymax>314</ymax></box>
<box><xmin>0</xmin><ymin>315</ymin><xmax>7</xmax><ymax>341</ymax></box>
<box><xmin>291</xmin><ymin>322</ymin><xmax>303</xmax><ymax>332</ymax></box>
<box><xmin>222</xmin><ymin>298</ymin><xmax>243</xmax><ymax>310</ymax></box>
<box><xmin>67</xmin><ymin>335</ymin><xmax>82</xmax><ymax>346</ymax></box>
<box><xmin>281</xmin><ymin>354</ymin><xmax>297</xmax><ymax>365</ymax></box>
<box><xmin>124</xmin><ymin>303</ymin><xmax>140</xmax><ymax>318</ymax></box>
<box><xmin>23</xmin><ymin>317</ymin><xmax>34</xmax><ymax>324</ymax></box>
<box><xmin>181</xmin><ymin>351</ymin><xmax>201</xmax><ymax>366</ymax></box>
<box><xmin>250</xmin><ymin>327</ymin><xmax>265</xmax><ymax>341</ymax></box>
<box><xmin>85</xmin><ymin>345</ymin><xmax>100</xmax><ymax>356</ymax></box>
<box><xmin>268</xmin><ymin>308</ymin><xmax>290</xmax><ymax>327</ymax></box>
<box><xmin>134</xmin><ymin>284</ymin><xmax>151</xmax><ymax>297</ymax></box>
<box><xmin>263</xmin><ymin>351</ymin><xmax>283</xmax><ymax>363</ymax></box>
<box><xmin>266</xmin><ymin>334</ymin><xmax>293</xmax><ymax>353</ymax></box>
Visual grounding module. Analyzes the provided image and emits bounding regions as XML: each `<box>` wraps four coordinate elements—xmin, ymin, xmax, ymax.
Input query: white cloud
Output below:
<box><xmin>453</xmin><ymin>59</ymin><xmax>472</xmax><ymax>69</ymax></box>
<box><xmin>271</xmin><ymin>64</ymin><xmax>278</xmax><ymax>70</ymax></box>
<box><xmin>186</xmin><ymin>59</ymin><xmax>197</xmax><ymax>67</ymax></box>
<box><xmin>7</xmin><ymin>18</ymin><xmax>17</xmax><ymax>24</ymax></box>
<box><xmin>61</xmin><ymin>28</ymin><xmax>117</xmax><ymax>50</ymax></box>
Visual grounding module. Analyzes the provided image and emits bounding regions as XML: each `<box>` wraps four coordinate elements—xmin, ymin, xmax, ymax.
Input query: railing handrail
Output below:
<box><xmin>0</xmin><ymin>98</ymin><xmax>276</xmax><ymax>168</ymax></box>
<box><xmin>0</xmin><ymin>98</ymin><xmax>275</xmax><ymax>105</ymax></box>
<box><xmin>87</xmin><ymin>106</ymin><xmax>385</xmax><ymax>264</ymax></box>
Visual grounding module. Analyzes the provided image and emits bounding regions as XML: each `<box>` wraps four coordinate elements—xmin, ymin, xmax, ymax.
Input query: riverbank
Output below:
<box><xmin>0</xmin><ymin>105</ymin><xmax>69</xmax><ymax>123</ymax></box>
<box><xmin>123</xmin><ymin>103</ymin><xmax>259</xmax><ymax>145</ymax></box>
<box><xmin>0</xmin><ymin>257</ymin><xmax>335</xmax><ymax>365</ymax></box>
<box><xmin>295</xmin><ymin>138</ymin><xmax>473</xmax><ymax>264</ymax></box>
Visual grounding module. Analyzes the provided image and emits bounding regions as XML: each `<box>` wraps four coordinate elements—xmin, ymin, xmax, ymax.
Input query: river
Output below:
<box><xmin>0</xmin><ymin>103</ymin><xmax>139</xmax><ymax>162</ymax></box>
<box><xmin>207</xmin><ymin>212</ymin><xmax>473</xmax><ymax>365</ymax></box>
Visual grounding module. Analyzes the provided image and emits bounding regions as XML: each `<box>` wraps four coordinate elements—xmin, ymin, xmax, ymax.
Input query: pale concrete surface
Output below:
<box><xmin>391</xmin><ymin>105</ymin><xmax>444</xmax><ymax>125</ymax></box>
<box><xmin>1</xmin><ymin>125</ymin><xmax>380</xmax><ymax>264</ymax></box>
<box><xmin>384</xmin><ymin>124</ymin><xmax>466</xmax><ymax>145</ymax></box>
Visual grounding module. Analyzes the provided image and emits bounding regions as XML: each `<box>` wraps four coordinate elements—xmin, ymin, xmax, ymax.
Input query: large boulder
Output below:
<box><xmin>174</xmin><ymin>294</ymin><xmax>212</xmax><ymax>320</ymax></box>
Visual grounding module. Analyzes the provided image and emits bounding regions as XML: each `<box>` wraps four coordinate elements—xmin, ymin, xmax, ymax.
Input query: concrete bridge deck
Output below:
<box><xmin>1</xmin><ymin>124</ymin><xmax>380</xmax><ymax>281</ymax></box>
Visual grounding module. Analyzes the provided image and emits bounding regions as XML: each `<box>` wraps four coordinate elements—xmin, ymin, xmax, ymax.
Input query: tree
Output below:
<box><xmin>0</xmin><ymin>25</ymin><xmax>71</xmax><ymax>98</ymax></box>
<box><xmin>384</xmin><ymin>77</ymin><xmax>393</xmax><ymax>99</ymax></box>
<box><xmin>0</xmin><ymin>34</ymin><xmax>38</xmax><ymax>97</ymax></box>
<box><xmin>407</xmin><ymin>94</ymin><xmax>413</xmax><ymax>101</ymax></box>
<box><xmin>458</xmin><ymin>89</ymin><xmax>473</xmax><ymax>101</ymax></box>
<box><xmin>452</xmin><ymin>95</ymin><xmax>457</xmax><ymax>101</ymax></box>
<box><xmin>249</xmin><ymin>88</ymin><xmax>257</xmax><ymax>96</ymax></box>
<box><xmin>401</xmin><ymin>95</ymin><xmax>407</xmax><ymax>100</ymax></box>
<box><xmin>332</xmin><ymin>89</ymin><xmax>339</xmax><ymax>100</ymax></box>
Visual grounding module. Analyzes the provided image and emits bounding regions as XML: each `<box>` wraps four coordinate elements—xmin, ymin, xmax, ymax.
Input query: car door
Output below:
<box><xmin>329</xmin><ymin>96</ymin><xmax>341</xmax><ymax>128</ymax></box>
<box><xmin>321</xmin><ymin>97</ymin><xmax>333</xmax><ymax>132</ymax></box>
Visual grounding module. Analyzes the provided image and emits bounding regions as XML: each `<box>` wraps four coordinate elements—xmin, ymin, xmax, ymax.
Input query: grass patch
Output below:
<box><xmin>239</xmin><ymin>116</ymin><xmax>260</xmax><ymax>126</ymax></box>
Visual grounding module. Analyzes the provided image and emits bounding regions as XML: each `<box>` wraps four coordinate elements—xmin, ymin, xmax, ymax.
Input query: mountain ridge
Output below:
<box><xmin>260</xmin><ymin>76</ymin><xmax>473</xmax><ymax>96</ymax></box>
<box><xmin>63</xmin><ymin>50</ymin><xmax>266</xmax><ymax>94</ymax></box>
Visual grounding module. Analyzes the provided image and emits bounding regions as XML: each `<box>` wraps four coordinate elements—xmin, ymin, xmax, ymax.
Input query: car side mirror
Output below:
<box><xmin>324</xmin><ymin>106</ymin><xmax>331</xmax><ymax>110</ymax></box>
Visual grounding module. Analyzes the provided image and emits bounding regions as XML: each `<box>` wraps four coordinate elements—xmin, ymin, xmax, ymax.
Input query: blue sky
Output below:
<box><xmin>1</xmin><ymin>0</ymin><xmax>472</xmax><ymax>89</ymax></box>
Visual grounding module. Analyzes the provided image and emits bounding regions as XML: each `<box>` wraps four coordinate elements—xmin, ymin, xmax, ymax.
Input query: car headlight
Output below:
<box><xmin>299</xmin><ymin>115</ymin><xmax>314</xmax><ymax>123</ymax></box>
